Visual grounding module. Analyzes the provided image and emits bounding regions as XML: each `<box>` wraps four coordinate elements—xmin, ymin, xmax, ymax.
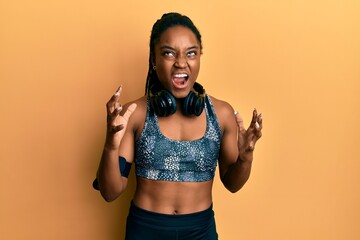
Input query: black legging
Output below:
<box><xmin>125</xmin><ymin>202</ymin><xmax>218</xmax><ymax>240</ymax></box>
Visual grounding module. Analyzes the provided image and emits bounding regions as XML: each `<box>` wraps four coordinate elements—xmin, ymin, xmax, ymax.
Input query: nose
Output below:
<box><xmin>174</xmin><ymin>54</ymin><xmax>187</xmax><ymax>68</ymax></box>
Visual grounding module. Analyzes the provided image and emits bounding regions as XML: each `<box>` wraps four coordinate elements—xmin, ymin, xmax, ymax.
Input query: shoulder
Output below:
<box><xmin>207</xmin><ymin>95</ymin><xmax>236</xmax><ymax>131</ymax></box>
<box><xmin>124</xmin><ymin>96</ymin><xmax>148</xmax><ymax>114</ymax></box>
<box><xmin>123</xmin><ymin>96</ymin><xmax>148</xmax><ymax>131</ymax></box>
<box><xmin>207</xmin><ymin>95</ymin><xmax>235</xmax><ymax>119</ymax></box>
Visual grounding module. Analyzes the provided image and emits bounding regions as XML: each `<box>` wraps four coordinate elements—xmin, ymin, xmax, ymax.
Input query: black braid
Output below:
<box><xmin>144</xmin><ymin>12</ymin><xmax>203</xmax><ymax>95</ymax></box>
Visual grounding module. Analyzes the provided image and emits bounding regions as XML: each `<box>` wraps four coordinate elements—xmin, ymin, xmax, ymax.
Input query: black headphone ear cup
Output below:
<box><xmin>193</xmin><ymin>96</ymin><xmax>205</xmax><ymax>116</ymax></box>
<box><xmin>182</xmin><ymin>91</ymin><xmax>195</xmax><ymax>115</ymax></box>
<box><xmin>161</xmin><ymin>91</ymin><xmax>177</xmax><ymax>116</ymax></box>
<box><xmin>150</xmin><ymin>89</ymin><xmax>177</xmax><ymax>117</ymax></box>
<box><xmin>182</xmin><ymin>84</ymin><xmax>205</xmax><ymax>116</ymax></box>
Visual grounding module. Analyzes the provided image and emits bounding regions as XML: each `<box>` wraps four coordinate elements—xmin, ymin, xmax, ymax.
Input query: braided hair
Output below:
<box><xmin>145</xmin><ymin>12</ymin><xmax>203</xmax><ymax>95</ymax></box>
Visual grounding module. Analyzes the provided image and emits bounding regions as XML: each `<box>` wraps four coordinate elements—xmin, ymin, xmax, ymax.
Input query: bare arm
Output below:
<box><xmin>96</xmin><ymin>86</ymin><xmax>137</xmax><ymax>202</ymax></box>
<box><xmin>218</xmin><ymin>104</ymin><xmax>263</xmax><ymax>193</ymax></box>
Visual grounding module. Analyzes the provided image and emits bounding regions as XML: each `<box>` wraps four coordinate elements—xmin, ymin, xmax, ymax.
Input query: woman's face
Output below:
<box><xmin>153</xmin><ymin>25</ymin><xmax>201</xmax><ymax>99</ymax></box>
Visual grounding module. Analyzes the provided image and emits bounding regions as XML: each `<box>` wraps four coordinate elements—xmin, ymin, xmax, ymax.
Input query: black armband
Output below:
<box><xmin>92</xmin><ymin>156</ymin><xmax>132</xmax><ymax>191</ymax></box>
<box><xmin>119</xmin><ymin>156</ymin><xmax>132</xmax><ymax>177</ymax></box>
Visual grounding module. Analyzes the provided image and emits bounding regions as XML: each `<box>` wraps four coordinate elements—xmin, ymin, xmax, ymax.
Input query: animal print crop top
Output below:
<box><xmin>134</xmin><ymin>95</ymin><xmax>222</xmax><ymax>182</ymax></box>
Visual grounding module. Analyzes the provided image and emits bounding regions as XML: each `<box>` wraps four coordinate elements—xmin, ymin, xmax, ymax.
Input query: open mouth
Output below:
<box><xmin>172</xmin><ymin>73</ymin><xmax>189</xmax><ymax>88</ymax></box>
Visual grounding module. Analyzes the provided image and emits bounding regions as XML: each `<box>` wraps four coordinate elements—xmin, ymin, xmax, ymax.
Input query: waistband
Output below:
<box><xmin>128</xmin><ymin>202</ymin><xmax>215</xmax><ymax>229</ymax></box>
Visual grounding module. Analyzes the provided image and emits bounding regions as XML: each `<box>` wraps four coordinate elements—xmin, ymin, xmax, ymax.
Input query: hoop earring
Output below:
<box><xmin>153</xmin><ymin>65</ymin><xmax>156</xmax><ymax>71</ymax></box>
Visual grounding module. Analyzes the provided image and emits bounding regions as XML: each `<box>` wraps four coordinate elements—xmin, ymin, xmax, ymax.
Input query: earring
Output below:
<box><xmin>153</xmin><ymin>65</ymin><xmax>156</xmax><ymax>71</ymax></box>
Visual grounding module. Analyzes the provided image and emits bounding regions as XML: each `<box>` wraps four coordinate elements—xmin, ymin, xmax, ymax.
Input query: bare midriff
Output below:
<box><xmin>133</xmin><ymin>177</ymin><xmax>214</xmax><ymax>214</ymax></box>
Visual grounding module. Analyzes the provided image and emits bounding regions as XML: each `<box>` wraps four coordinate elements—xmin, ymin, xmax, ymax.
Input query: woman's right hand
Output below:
<box><xmin>105</xmin><ymin>86</ymin><xmax>137</xmax><ymax>150</ymax></box>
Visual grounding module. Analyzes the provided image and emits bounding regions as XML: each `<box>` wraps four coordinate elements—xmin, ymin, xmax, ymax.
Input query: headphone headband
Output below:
<box><xmin>192</xmin><ymin>82</ymin><xmax>205</xmax><ymax>97</ymax></box>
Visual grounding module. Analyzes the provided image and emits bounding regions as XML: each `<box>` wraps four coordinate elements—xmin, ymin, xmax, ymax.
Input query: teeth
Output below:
<box><xmin>174</xmin><ymin>73</ymin><xmax>188</xmax><ymax>78</ymax></box>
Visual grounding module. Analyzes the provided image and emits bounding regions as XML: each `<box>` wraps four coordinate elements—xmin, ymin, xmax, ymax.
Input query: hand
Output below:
<box><xmin>105</xmin><ymin>85</ymin><xmax>137</xmax><ymax>150</ymax></box>
<box><xmin>235</xmin><ymin>109</ymin><xmax>262</xmax><ymax>163</ymax></box>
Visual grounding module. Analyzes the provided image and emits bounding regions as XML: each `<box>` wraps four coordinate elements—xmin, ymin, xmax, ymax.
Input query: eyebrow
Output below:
<box><xmin>160</xmin><ymin>45</ymin><xmax>199</xmax><ymax>51</ymax></box>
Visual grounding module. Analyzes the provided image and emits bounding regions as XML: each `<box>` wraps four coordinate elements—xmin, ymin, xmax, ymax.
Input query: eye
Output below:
<box><xmin>163</xmin><ymin>51</ymin><xmax>175</xmax><ymax>57</ymax></box>
<box><xmin>187</xmin><ymin>51</ymin><xmax>197</xmax><ymax>57</ymax></box>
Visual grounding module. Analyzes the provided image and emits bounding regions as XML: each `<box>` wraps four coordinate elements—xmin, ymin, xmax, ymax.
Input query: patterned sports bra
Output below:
<box><xmin>134</xmin><ymin>95</ymin><xmax>222</xmax><ymax>182</ymax></box>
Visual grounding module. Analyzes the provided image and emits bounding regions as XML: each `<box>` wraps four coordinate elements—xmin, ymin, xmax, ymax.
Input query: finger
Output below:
<box><xmin>107</xmin><ymin>105</ymin><xmax>123</xmax><ymax>122</ymax></box>
<box><xmin>122</xmin><ymin>103</ymin><xmax>137</xmax><ymax>121</ymax></box>
<box><xmin>110</xmin><ymin>124</ymin><xmax>124</xmax><ymax>134</ymax></box>
<box><xmin>245</xmin><ymin>128</ymin><xmax>259</xmax><ymax>152</ymax></box>
<box><xmin>250</xmin><ymin>108</ymin><xmax>258</xmax><ymax>128</ymax></box>
<box><xmin>255</xmin><ymin>113</ymin><xmax>263</xmax><ymax>138</ymax></box>
<box><xmin>113</xmin><ymin>86</ymin><xmax>122</xmax><ymax>109</ymax></box>
<box><xmin>247</xmin><ymin>134</ymin><xmax>261</xmax><ymax>152</ymax></box>
<box><xmin>255</xmin><ymin>113</ymin><xmax>262</xmax><ymax>130</ymax></box>
<box><xmin>257</xmin><ymin>113</ymin><xmax>262</xmax><ymax>127</ymax></box>
<box><xmin>248</xmin><ymin>142</ymin><xmax>255</xmax><ymax>152</ymax></box>
<box><xmin>252</xmin><ymin>128</ymin><xmax>262</xmax><ymax>141</ymax></box>
<box><xmin>235</xmin><ymin>111</ymin><xmax>246</xmax><ymax>134</ymax></box>
<box><xmin>106</xmin><ymin>86</ymin><xmax>122</xmax><ymax>115</ymax></box>
<box><xmin>249</xmin><ymin>128</ymin><xmax>262</xmax><ymax>150</ymax></box>
<box><xmin>258</xmin><ymin>113</ymin><xmax>262</xmax><ymax>124</ymax></box>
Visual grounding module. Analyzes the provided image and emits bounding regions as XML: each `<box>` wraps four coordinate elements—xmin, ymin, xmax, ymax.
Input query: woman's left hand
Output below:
<box><xmin>235</xmin><ymin>109</ymin><xmax>263</xmax><ymax>163</ymax></box>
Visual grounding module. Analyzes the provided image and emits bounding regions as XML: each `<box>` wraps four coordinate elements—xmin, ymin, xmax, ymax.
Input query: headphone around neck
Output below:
<box><xmin>149</xmin><ymin>82</ymin><xmax>206</xmax><ymax>117</ymax></box>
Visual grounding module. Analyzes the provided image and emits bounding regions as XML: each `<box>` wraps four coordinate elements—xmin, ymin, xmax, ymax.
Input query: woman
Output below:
<box><xmin>95</xmin><ymin>12</ymin><xmax>262</xmax><ymax>240</ymax></box>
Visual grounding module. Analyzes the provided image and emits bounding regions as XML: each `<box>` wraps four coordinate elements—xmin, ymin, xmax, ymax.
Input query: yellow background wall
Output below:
<box><xmin>1</xmin><ymin>0</ymin><xmax>359</xmax><ymax>239</ymax></box>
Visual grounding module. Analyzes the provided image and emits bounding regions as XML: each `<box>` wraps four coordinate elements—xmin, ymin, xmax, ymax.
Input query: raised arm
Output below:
<box><xmin>96</xmin><ymin>86</ymin><xmax>137</xmax><ymax>202</ymax></box>
<box><xmin>218</xmin><ymin>104</ymin><xmax>262</xmax><ymax>193</ymax></box>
